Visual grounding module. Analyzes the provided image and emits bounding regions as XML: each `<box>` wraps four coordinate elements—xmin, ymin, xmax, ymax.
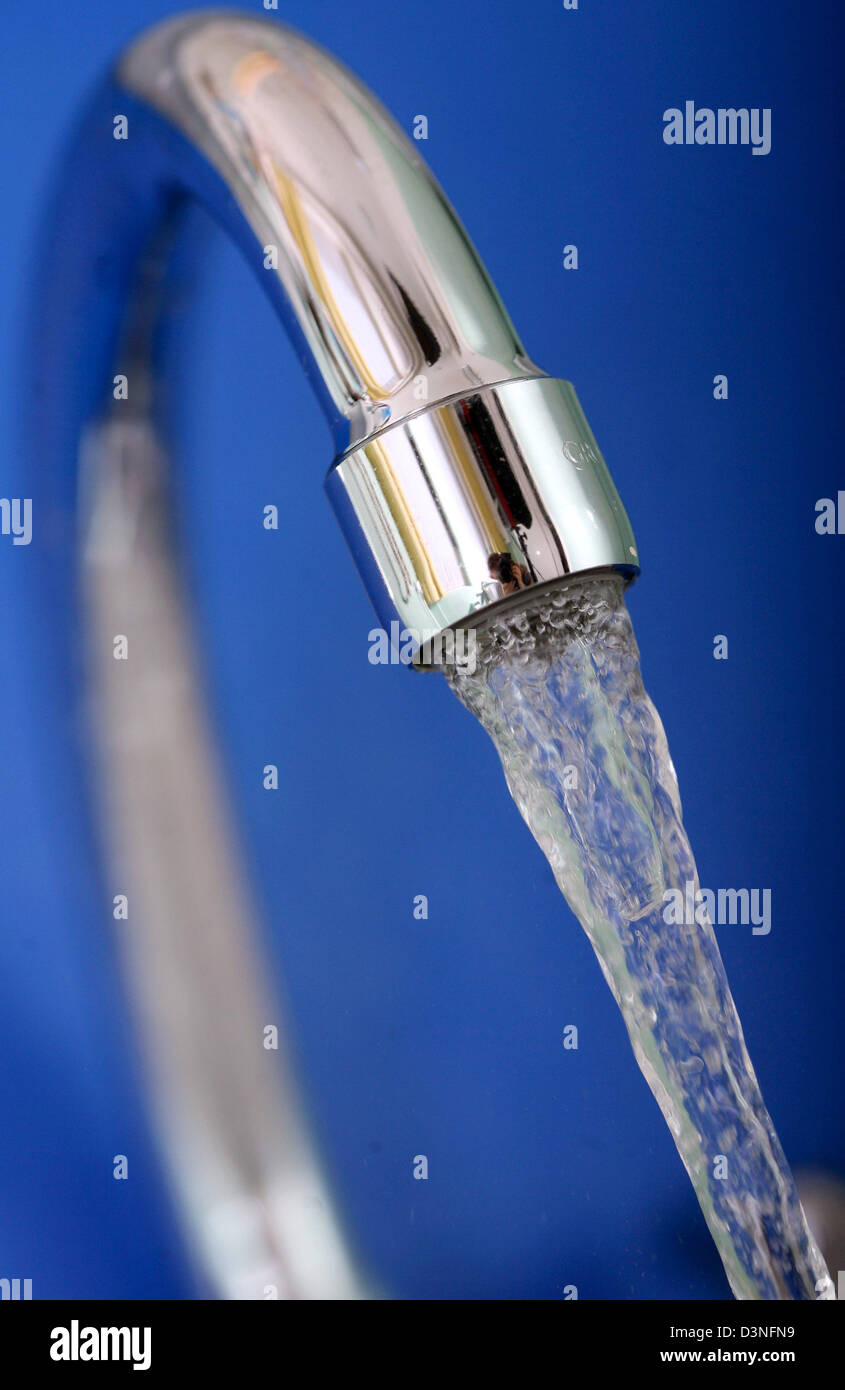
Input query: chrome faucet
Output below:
<box><xmin>30</xmin><ymin>11</ymin><xmax>638</xmax><ymax>1297</ymax></box>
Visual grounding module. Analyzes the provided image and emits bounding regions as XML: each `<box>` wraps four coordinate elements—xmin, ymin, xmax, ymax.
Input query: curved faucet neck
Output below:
<box><xmin>117</xmin><ymin>12</ymin><xmax>543</xmax><ymax>453</ymax></box>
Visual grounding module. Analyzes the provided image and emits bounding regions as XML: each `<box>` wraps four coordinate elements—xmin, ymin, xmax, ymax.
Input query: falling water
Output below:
<box><xmin>445</xmin><ymin>573</ymin><xmax>832</xmax><ymax>1300</ymax></box>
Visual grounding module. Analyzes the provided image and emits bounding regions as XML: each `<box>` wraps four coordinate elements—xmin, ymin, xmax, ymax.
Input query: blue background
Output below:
<box><xmin>0</xmin><ymin>0</ymin><xmax>842</xmax><ymax>1299</ymax></box>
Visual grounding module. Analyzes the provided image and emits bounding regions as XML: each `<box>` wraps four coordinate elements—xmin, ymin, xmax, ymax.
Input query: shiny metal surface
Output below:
<box><xmin>119</xmin><ymin>9</ymin><xmax>543</xmax><ymax>450</ymax></box>
<box><xmin>328</xmin><ymin>377</ymin><xmax>638</xmax><ymax>651</ymax></box>
<box><xmin>32</xmin><ymin>8</ymin><xmax>640</xmax><ymax>1297</ymax></box>
<box><xmin>82</xmin><ymin>415</ymin><xmax>367</xmax><ymax>1300</ymax></box>
<box><xmin>115</xmin><ymin>10</ymin><xmax>638</xmax><ymax>656</ymax></box>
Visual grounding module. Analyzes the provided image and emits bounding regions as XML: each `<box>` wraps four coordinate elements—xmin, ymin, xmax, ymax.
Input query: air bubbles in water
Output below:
<box><xmin>445</xmin><ymin>573</ymin><xmax>831</xmax><ymax>1301</ymax></box>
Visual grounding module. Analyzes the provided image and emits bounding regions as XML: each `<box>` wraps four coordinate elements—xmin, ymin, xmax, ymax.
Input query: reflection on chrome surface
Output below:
<box><xmin>35</xmin><ymin>10</ymin><xmax>641</xmax><ymax>1297</ymax></box>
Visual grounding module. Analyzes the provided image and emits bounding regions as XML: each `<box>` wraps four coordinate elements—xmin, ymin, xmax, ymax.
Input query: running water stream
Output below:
<box><xmin>445</xmin><ymin>573</ymin><xmax>832</xmax><ymax>1300</ymax></box>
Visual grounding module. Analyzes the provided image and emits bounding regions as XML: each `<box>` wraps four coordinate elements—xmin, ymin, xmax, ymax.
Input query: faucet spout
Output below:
<box><xmin>36</xmin><ymin>10</ymin><xmax>637</xmax><ymax>661</ymax></box>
